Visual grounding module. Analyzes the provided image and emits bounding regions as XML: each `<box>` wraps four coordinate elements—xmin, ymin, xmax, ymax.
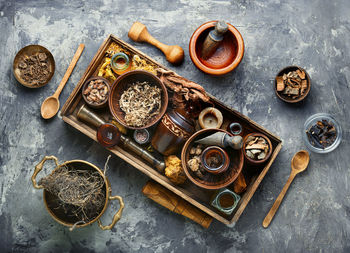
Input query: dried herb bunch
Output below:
<box><xmin>39</xmin><ymin>165</ymin><xmax>106</xmax><ymax>223</ymax></box>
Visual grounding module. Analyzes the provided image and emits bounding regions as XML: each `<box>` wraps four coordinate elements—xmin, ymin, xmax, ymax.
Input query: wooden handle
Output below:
<box><xmin>128</xmin><ymin>22</ymin><xmax>184</xmax><ymax>65</ymax></box>
<box><xmin>54</xmin><ymin>44</ymin><xmax>85</xmax><ymax>98</ymax></box>
<box><xmin>262</xmin><ymin>172</ymin><xmax>296</xmax><ymax>228</ymax></box>
<box><xmin>201</xmin><ymin>21</ymin><xmax>228</xmax><ymax>60</ymax></box>
<box><xmin>142</xmin><ymin>181</ymin><xmax>213</xmax><ymax>228</ymax></box>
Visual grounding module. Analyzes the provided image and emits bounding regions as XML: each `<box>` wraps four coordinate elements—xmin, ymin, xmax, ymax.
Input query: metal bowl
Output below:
<box><xmin>13</xmin><ymin>45</ymin><xmax>55</xmax><ymax>88</ymax></box>
<box><xmin>32</xmin><ymin>156</ymin><xmax>124</xmax><ymax>230</ymax></box>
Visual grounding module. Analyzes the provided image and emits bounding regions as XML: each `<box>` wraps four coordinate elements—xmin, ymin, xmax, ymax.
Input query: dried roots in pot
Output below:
<box><xmin>39</xmin><ymin>165</ymin><xmax>106</xmax><ymax>224</ymax></box>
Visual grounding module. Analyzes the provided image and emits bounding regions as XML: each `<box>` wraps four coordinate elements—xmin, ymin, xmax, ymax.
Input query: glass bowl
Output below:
<box><xmin>303</xmin><ymin>113</ymin><xmax>342</xmax><ymax>153</ymax></box>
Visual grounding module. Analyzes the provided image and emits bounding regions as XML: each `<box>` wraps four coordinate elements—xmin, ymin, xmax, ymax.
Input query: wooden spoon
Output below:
<box><xmin>41</xmin><ymin>44</ymin><xmax>85</xmax><ymax>119</ymax></box>
<box><xmin>262</xmin><ymin>150</ymin><xmax>310</xmax><ymax>228</ymax></box>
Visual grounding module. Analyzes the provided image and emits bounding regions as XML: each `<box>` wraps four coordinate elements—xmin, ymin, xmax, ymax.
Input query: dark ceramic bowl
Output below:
<box><xmin>82</xmin><ymin>76</ymin><xmax>111</xmax><ymax>109</ymax></box>
<box><xmin>189</xmin><ymin>21</ymin><xmax>244</xmax><ymax>76</ymax></box>
<box><xmin>243</xmin><ymin>133</ymin><xmax>272</xmax><ymax>165</ymax></box>
<box><xmin>13</xmin><ymin>45</ymin><xmax>55</xmax><ymax>88</ymax></box>
<box><xmin>181</xmin><ymin>128</ymin><xmax>244</xmax><ymax>190</ymax></box>
<box><xmin>109</xmin><ymin>70</ymin><xmax>168</xmax><ymax>130</ymax></box>
<box><xmin>200</xmin><ymin>146</ymin><xmax>230</xmax><ymax>174</ymax></box>
<box><xmin>274</xmin><ymin>65</ymin><xmax>311</xmax><ymax>103</ymax></box>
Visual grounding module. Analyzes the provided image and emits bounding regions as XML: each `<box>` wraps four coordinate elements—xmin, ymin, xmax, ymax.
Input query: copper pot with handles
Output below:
<box><xmin>31</xmin><ymin>155</ymin><xmax>124</xmax><ymax>230</ymax></box>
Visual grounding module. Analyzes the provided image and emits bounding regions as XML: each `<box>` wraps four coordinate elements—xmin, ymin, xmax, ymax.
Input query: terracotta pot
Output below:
<box><xmin>189</xmin><ymin>21</ymin><xmax>244</xmax><ymax>76</ymax></box>
<box><xmin>151</xmin><ymin>109</ymin><xmax>195</xmax><ymax>155</ymax></box>
<box><xmin>31</xmin><ymin>156</ymin><xmax>124</xmax><ymax>230</ymax></box>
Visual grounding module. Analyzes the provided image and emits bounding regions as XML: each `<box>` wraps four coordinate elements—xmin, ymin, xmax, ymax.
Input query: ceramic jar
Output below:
<box><xmin>151</xmin><ymin>109</ymin><xmax>195</xmax><ymax>156</ymax></box>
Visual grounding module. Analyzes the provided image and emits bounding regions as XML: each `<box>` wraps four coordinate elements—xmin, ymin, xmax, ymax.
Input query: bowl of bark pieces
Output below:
<box><xmin>275</xmin><ymin>66</ymin><xmax>311</xmax><ymax>103</ymax></box>
<box><xmin>13</xmin><ymin>45</ymin><xmax>55</xmax><ymax>88</ymax></box>
<box><xmin>243</xmin><ymin>133</ymin><xmax>272</xmax><ymax>165</ymax></box>
<box><xmin>82</xmin><ymin>77</ymin><xmax>111</xmax><ymax>109</ymax></box>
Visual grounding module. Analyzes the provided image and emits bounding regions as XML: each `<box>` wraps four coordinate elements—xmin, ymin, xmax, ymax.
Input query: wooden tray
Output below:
<box><xmin>61</xmin><ymin>34</ymin><xmax>282</xmax><ymax>226</ymax></box>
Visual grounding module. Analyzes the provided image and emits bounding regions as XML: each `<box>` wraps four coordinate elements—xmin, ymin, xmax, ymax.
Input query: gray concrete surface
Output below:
<box><xmin>1</xmin><ymin>0</ymin><xmax>350</xmax><ymax>252</ymax></box>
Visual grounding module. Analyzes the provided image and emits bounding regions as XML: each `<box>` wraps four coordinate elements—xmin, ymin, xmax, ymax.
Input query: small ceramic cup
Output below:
<box><xmin>200</xmin><ymin>146</ymin><xmax>230</xmax><ymax>174</ymax></box>
<box><xmin>229</xmin><ymin>122</ymin><xmax>242</xmax><ymax>135</ymax></box>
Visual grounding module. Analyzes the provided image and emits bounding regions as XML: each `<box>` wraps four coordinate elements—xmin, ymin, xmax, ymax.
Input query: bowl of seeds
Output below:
<box><xmin>243</xmin><ymin>133</ymin><xmax>272</xmax><ymax>165</ymax></box>
<box><xmin>82</xmin><ymin>77</ymin><xmax>110</xmax><ymax>109</ymax></box>
<box><xmin>303</xmin><ymin>113</ymin><xmax>342</xmax><ymax>153</ymax></box>
<box><xmin>13</xmin><ymin>45</ymin><xmax>55</xmax><ymax>88</ymax></box>
<box><xmin>275</xmin><ymin>66</ymin><xmax>311</xmax><ymax>103</ymax></box>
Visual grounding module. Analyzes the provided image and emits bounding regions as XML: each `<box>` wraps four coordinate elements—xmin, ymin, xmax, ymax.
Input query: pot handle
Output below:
<box><xmin>98</xmin><ymin>195</ymin><xmax>125</xmax><ymax>230</ymax></box>
<box><xmin>31</xmin><ymin>155</ymin><xmax>59</xmax><ymax>189</ymax></box>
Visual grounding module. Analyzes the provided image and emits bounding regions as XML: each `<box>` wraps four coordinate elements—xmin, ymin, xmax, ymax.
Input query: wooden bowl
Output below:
<box><xmin>275</xmin><ymin>65</ymin><xmax>311</xmax><ymax>103</ymax></box>
<box><xmin>189</xmin><ymin>21</ymin><xmax>244</xmax><ymax>76</ymax></box>
<box><xmin>13</xmin><ymin>45</ymin><xmax>55</xmax><ymax>88</ymax></box>
<box><xmin>108</xmin><ymin>70</ymin><xmax>168</xmax><ymax>130</ymax></box>
<box><xmin>243</xmin><ymin>133</ymin><xmax>272</xmax><ymax>165</ymax></box>
<box><xmin>82</xmin><ymin>76</ymin><xmax>110</xmax><ymax>109</ymax></box>
<box><xmin>181</xmin><ymin>129</ymin><xmax>244</xmax><ymax>190</ymax></box>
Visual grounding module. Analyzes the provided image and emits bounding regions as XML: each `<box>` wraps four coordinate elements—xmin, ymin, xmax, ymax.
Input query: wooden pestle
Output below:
<box><xmin>128</xmin><ymin>22</ymin><xmax>184</xmax><ymax>65</ymax></box>
<box><xmin>201</xmin><ymin>20</ymin><xmax>228</xmax><ymax>60</ymax></box>
<box><xmin>142</xmin><ymin>181</ymin><xmax>213</xmax><ymax>228</ymax></box>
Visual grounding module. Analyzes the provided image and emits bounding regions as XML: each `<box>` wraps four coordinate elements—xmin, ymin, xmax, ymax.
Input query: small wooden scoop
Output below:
<box><xmin>41</xmin><ymin>44</ymin><xmax>85</xmax><ymax>119</ymax></box>
<box><xmin>128</xmin><ymin>22</ymin><xmax>184</xmax><ymax>65</ymax></box>
<box><xmin>262</xmin><ymin>150</ymin><xmax>310</xmax><ymax>228</ymax></box>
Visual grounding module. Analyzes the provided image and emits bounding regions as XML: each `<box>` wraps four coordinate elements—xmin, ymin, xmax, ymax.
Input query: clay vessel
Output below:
<box><xmin>181</xmin><ymin>128</ymin><xmax>244</xmax><ymax>190</ymax></box>
<box><xmin>243</xmin><ymin>133</ymin><xmax>273</xmax><ymax>165</ymax></box>
<box><xmin>189</xmin><ymin>21</ymin><xmax>244</xmax><ymax>76</ymax></box>
<box><xmin>201</xmin><ymin>146</ymin><xmax>230</xmax><ymax>174</ymax></box>
<box><xmin>151</xmin><ymin>109</ymin><xmax>195</xmax><ymax>155</ymax></box>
